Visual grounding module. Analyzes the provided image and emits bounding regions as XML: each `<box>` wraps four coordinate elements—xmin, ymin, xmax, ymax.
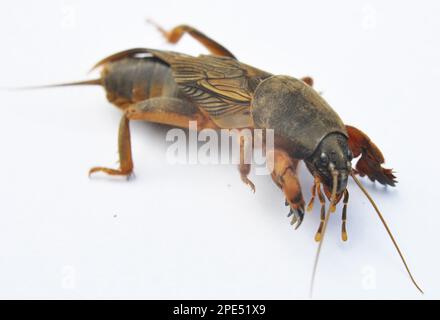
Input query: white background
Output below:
<box><xmin>0</xmin><ymin>0</ymin><xmax>438</xmax><ymax>299</ymax></box>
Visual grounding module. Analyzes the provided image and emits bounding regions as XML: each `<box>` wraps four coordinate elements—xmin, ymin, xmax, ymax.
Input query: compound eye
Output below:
<box><xmin>320</xmin><ymin>153</ymin><xmax>329</xmax><ymax>166</ymax></box>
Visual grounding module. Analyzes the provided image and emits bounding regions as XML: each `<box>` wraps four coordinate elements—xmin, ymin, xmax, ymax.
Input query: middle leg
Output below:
<box><xmin>89</xmin><ymin>114</ymin><xmax>134</xmax><ymax>178</ymax></box>
<box><xmin>238</xmin><ymin>133</ymin><xmax>256</xmax><ymax>193</ymax></box>
<box><xmin>149</xmin><ymin>21</ymin><xmax>315</xmax><ymax>87</ymax></box>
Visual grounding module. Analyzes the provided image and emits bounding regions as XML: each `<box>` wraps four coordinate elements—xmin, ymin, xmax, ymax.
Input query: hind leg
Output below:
<box><xmin>149</xmin><ymin>21</ymin><xmax>315</xmax><ymax>86</ymax></box>
<box><xmin>148</xmin><ymin>21</ymin><xmax>236</xmax><ymax>58</ymax></box>
<box><xmin>89</xmin><ymin>98</ymin><xmax>217</xmax><ymax>178</ymax></box>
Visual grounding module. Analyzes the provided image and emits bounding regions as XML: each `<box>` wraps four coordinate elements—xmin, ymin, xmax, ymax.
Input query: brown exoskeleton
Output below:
<box><xmin>24</xmin><ymin>23</ymin><xmax>422</xmax><ymax>295</ymax></box>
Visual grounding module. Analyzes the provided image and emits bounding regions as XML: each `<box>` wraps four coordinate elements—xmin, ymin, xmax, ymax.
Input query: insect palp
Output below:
<box><xmin>310</xmin><ymin>170</ymin><xmax>339</xmax><ymax>297</ymax></box>
<box><xmin>314</xmin><ymin>182</ymin><xmax>327</xmax><ymax>241</ymax></box>
<box><xmin>307</xmin><ymin>177</ymin><xmax>320</xmax><ymax>212</ymax></box>
<box><xmin>341</xmin><ymin>189</ymin><xmax>349</xmax><ymax>241</ymax></box>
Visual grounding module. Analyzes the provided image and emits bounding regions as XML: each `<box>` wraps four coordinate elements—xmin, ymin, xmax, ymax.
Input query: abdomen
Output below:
<box><xmin>101</xmin><ymin>57</ymin><xmax>186</xmax><ymax>109</ymax></box>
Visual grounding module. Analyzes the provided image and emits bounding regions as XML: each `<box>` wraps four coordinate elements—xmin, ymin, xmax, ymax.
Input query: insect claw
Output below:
<box><xmin>295</xmin><ymin>207</ymin><xmax>305</xmax><ymax>229</ymax></box>
<box><xmin>295</xmin><ymin>218</ymin><xmax>303</xmax><ymax>230</ymax></box>
<box><xmin>285</xmin><ymin>200</ymin><xmax>289</xmax><ymax>206</ymax></box>
<box><xmin>290</xmin><ymin>215</ymin><xmax>298</xmax><ymax>226</ymax></box>
<box><xmin>241</xmin><ymin>176</ymin><xmax>256</xmax><ymax>193</ymax></box>
<box><xmin>287</xmin><ymin>208</ymin><xmax>294</xmax><ymax>218</ymax></box>
<box><xmin>288</xmin><ymin>207</ymin><xmax>304</xmax><ymax>229</ymax></box>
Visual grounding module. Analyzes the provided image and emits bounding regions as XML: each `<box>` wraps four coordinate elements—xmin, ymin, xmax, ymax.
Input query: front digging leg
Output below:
<box><xmin>268</xmin><ymin>149</ymin><xmax>305</xmax><ymax>229</ymax></box>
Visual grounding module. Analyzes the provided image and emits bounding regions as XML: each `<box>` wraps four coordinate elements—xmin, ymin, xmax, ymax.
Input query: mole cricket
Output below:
<box><xmin>15</xmin><ymin>22</ymin><xmax>422</xmax><ymax>295</ymax></box>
